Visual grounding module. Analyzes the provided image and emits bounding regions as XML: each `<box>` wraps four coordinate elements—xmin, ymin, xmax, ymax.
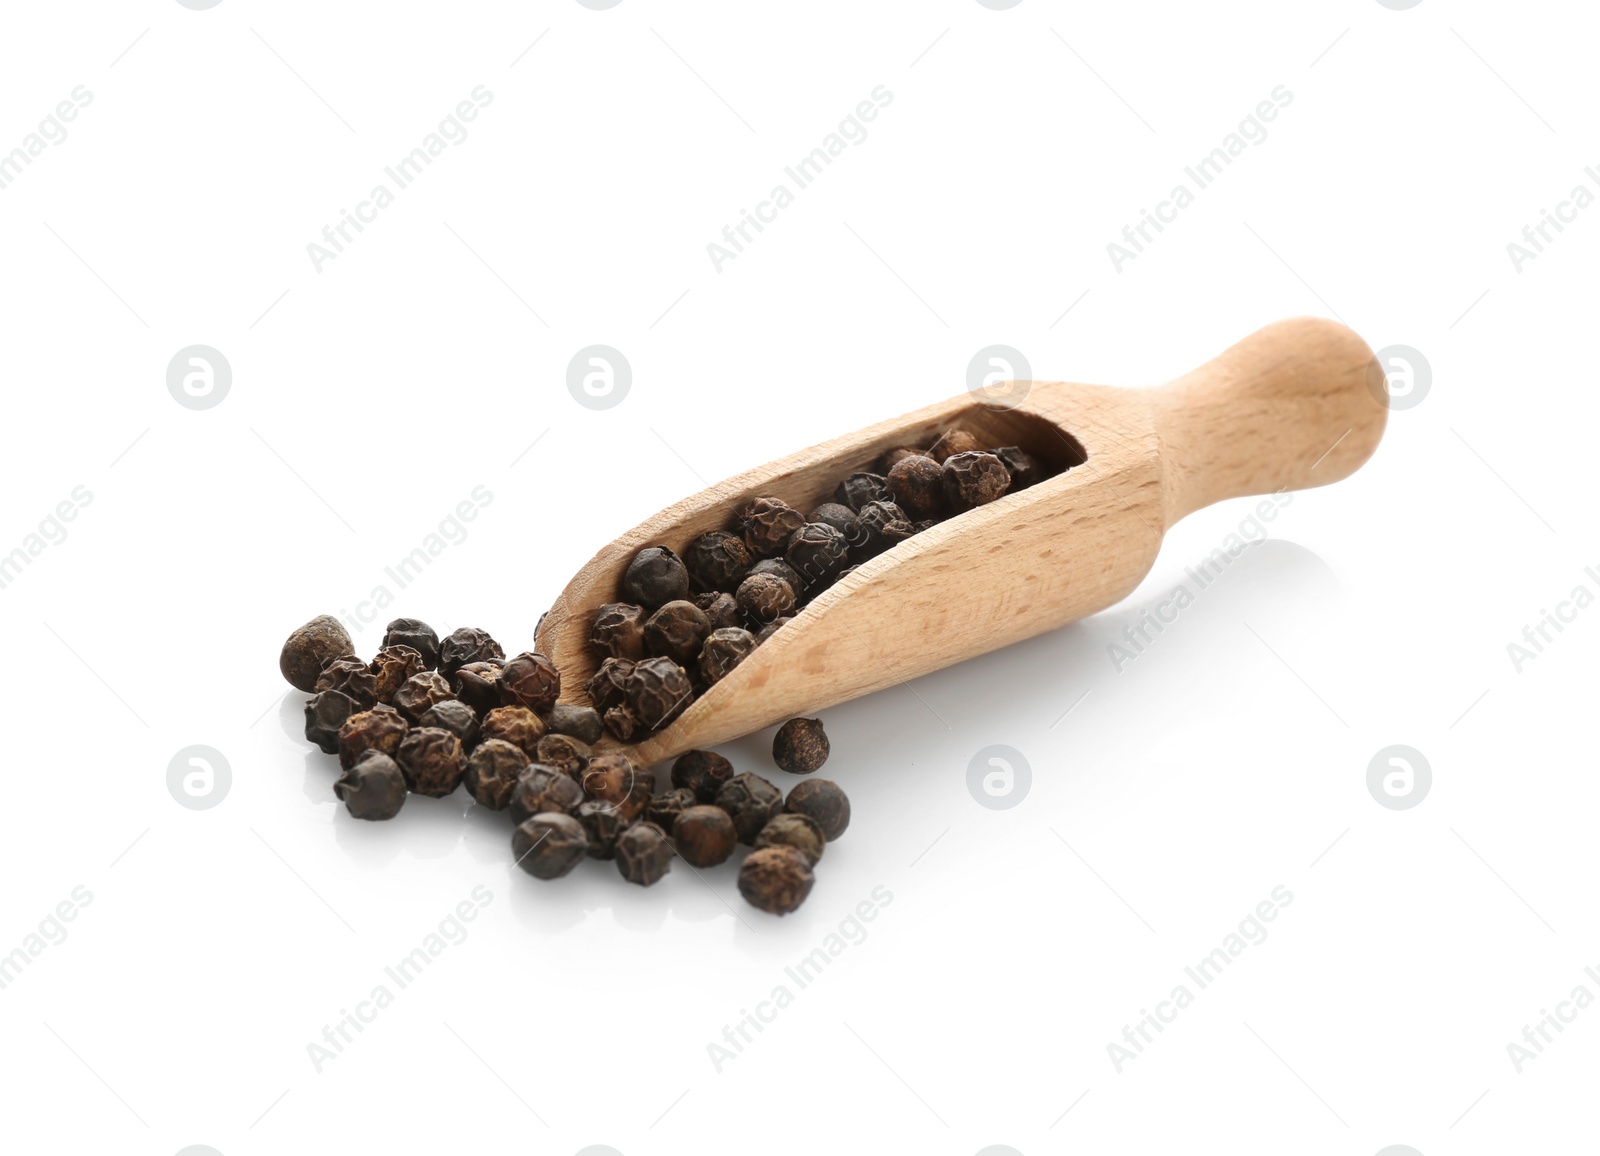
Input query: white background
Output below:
<box><xmin>0</xmin><ymin>2</ymin><xmax>1594</xmax><ymax>1154</ymax></box>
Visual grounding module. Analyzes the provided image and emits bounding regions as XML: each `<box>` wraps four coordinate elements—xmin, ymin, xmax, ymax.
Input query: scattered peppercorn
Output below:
<box><xmin>671</xmin><ymin>750</ymin><xmax>735</xmax><ymax>803</ymax></box>
<box><xmin>700</xmin><ymin>627</ymin><xmax>757</xmax><ymax>685</ymax></box>
<box><xmin>623</xmin><ymin>657</ymin><xmax>692</xmax><ymax>732</ymax></box>
<box><xmin>591</xmin><ymin>602</ymin><xmax>647</xmax><ymax>661</ymax></box>
<box><xmin>546</xmin><ymin>703</ymin><xmax>603</xmax><ymax>745</ymax></box>
<box><xmin>684</xmin><ymin>530</ymin><xmax>753</xmax><ymax>593</ymax></box>
<box><xmin>753</xmin><ymin>812</ymin><xmax>826</xmax><ymax>865</ymax></box>
<box><xmin>509</xmin><ymin>764</ymin><xmax>585</xmax><ymax>823</ymax></box>
<box><xmin>615</xmin><ymin>822</ymin><xmax>673</xmax><ymax>886</ymax></box>
<box><xmin>645</xmin><ymin>787</ymin><xmax>697</xmax><ymax>833</ymax></box>
<box><xmin>622</xmin><ymin>546</ymin><xmax>689</xmax><ymax>609</ymax></box>
<box><xmin>464</xmin><ymin>738</ymin><xmax>529</xmax><ymax>810</ymax></box>
<box><xmin>314</xmin><ymin>656</ymin><xmax>378</xmax><ymax>710</ymax></box>
<box><xmin>581</xmin><ymin>752</ymin><xmax>653</xmax><ymax>819</ymax></box>
<box><xmin>395</xmin><ymin>727</ymin><xmax>466</xmax><ymax>798</ymax></box>
<box><xmin>534</xmin><ymin>733</ymin><xmax>590</xmax><ymax>779</ymax></box>
<box><xmin>305</xmin><ymin>689</ymin><xmax>359</xmax><ymax>754</ymax></box>
<box><xmin>392</xmin><ymin>671</ymin><xmax>455</xmax><ymax>723</ymax></box>
<box><xmin>480</xmin><ymin>706</ymin><xmax>546</xmax><ymax>757</ymax></box>
<box><xmin>499</xmin><ymin>651</ymin><xmax>562</xmax><ymax>714</ymax></box>
<box><xmin>337</xmin><ymin>704</ymin><xmax>410</xmax><ymax>770</ymax></box>
<box><xmin>369</xmin><ymin>645</ymin><xmax>426</xmax><ymax>704</ymax></box>
<box><xmin>512</xmin><ymin>814</ymin><xmax>588</xmax><ymax>880</ymax></box>
<box><xmin>586</xmin><ymin>657</ymin><xmax>635</xmax><ymax>715</ymax></box>
<box><xmin>785</xmin><ymin>779</ymin><xmax>850</xmax><ymax>841</ymax></box>
<box><xmin>643</xmin><ymin>600</ymin><xmax>711</xmax><ymax>665</ymax></box>
<box><xmin>438</xmin><ymin>626</ymin><xmax>505</xmax><ymax>680</ymax></box>
<box><xmin>673</xmin><ymin>805</ymin><xmax>738</xmax><ymax>867</ymax></box>
<box><xmin>382</xmin><ymin>617</ymin><xmax>440</xmax><ymax>669</ymax></box>
<box><xmin>738</xmin><ymin>845</ymin><xmax>814</xmax><ymax>914</ymax></box>
<box><xmin>772</xmin><ymin>717</ymin><xmax>829</xmax><ymax>775</ymax></box>
<box><xmin>280</xmin><ymin>615</ymin><xmax>354</xmax><ymax>693</ymax></box>
<box><xmin>716</xmin><ymin>772</ymin><xmax>784</xmax><ymax>844</ymax></box>
<box><xmin>335</xmin><ymin>752</ymin><xmax>408</xmax><ymax>821</ymax></box>
<box><xmin>452</xmin><ymin>660</ymin><xmax>504</xmax><ymax>714</ymax></box>
<box><xmin>575</xmin><ymin>799</ymin><xmax>634</xmax><ymax>859</ymax></box>
<box><xmin>417</xmin><ymin>698</ymin><xmax>480</xmax><ymax>751</ymax></box>
<box><xmin>943</xmin><ymin>450</ymin><xmax>1012</xmax><ymax>510</ymax></box>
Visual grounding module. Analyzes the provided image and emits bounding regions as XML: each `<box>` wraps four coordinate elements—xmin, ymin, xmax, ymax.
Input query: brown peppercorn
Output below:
<box><xmin>624</xmin><ymin>657</ymin><xmax>693</xmax><ymax>731</ymax></box>
<box><xmin>886</xmin><ymin>453</ymin><xmax>945</xmax><ymax>519</ymax></box>
<box><xmin>736</xmin><ymin>572</ymin><xmax>796</xmax><ymax>627</ymax></box>
<box><xmin>602</xmin><ymin>704</ymin><xmax>643</xmax><ymax>743</ymax></box>
<box><xmin>438</xmin><ymin>626</ymin><xmax>505</xmax><ymax>680</ymax></box>
<box><xmin>748</xmin><ymin>557</ymin><xmax>804</xmax><ymax>598</ymax></box>
<box><xmin>643</xmin><ymin>600</ymin><xmax>711</xmax><ymax>665</ymax></box>
<box><xmin>590</xmin><ymin>602</ymin><xmax>647</xmax><ymax>661</ymax></box>
<box><xmin>994</xmin><ymin>445</ymin><xmax>1046</xmax><ymax>490</ymax></box>
<box><xmin>927</xmin><ymin>428</ymin><xmax>982</xmax><ymax>462</ymax></box>
<box><xmin>575</xmin><ymin>799</ymin><xmax>635</xmax><ymax>859</ymax></box>
<box><xmin>546</xmin><ymin>703</ymin><xmax>603</xmax><ymax>745</ymax></box>
<box><xmin>835</xmin><ymin>471</ymin><xmax>889</xmax><ymax>513</ymax></box>
<box><xmin>382</xmin><ymin>617</ymin><xmax>440</xmax><ymax>669</ymax></box>
<box><xmin>581</xmin><ymin>752</ymin><xmax>653</xmax><ymax>819</ymax></box>
<box><xmin>943</xmin><ymin>450</ymin><xmax>1012</xmax><ymax>509</ymax></box>
<box><xmin>392</xmin><ymin>671</ymin><xmax>455</xmax><ymax>723</ymax></box>
<box><xmin>622</xmin><ymin>545</ymin><xmax>689</xmax><ymax>609</ymax></box>
<box><xmin>773</xmin><ymin>717</ymin><xmax>829</xmax><ymax>775</ymax></box>
<box><xmin>738</xmin><ymin>845</ymin><xmax>814</xmax><ymax>915</ymax></box>
<box><xmin>499</xmin><ymin>651</ymin><xmax>561</xmax><ymax>714</ymax></box>
<box><xmin>785</xmin><ymin>523</ymin><xmax>849</xmax><ymax>590</ymax></box>
<box><xmin>464</xmin><ymin>738</ymin><xmax>529</xmax><ymax>810</ymax></box>
<box><xmin>740</xmin><ymin>497</ymin><xmax>806</xmax><ymax>558</ymax></box>
<box><xmin>509</xmin><ymin>763</ymin><xmax>585</xmax><ymax>823</ymax></box>
<box><xmin>479</xmin><ymin>705</ymin><xmax>547</xmax><ymax>757</ymax></box>
<box><xmin>369</xmin><ymin>645</ymin><xmax>426</xmax><ymax>704</ymax></box>
<box><xmin>614</xmin><ymin>822</ymin><xmax>674</xmax><ymax>886</ymax></box>
<box><xmin>671</xmin><ymin>749</ymin><xmax>735</xmax><ymax>803</ymax></box>
<box><xmin>337</xmin><ymin>704</ymin><xmax>410</xmax><ymax>770</ymax></box>
<box><xmin>395</xmin><ymin>727</ymin><xmax>465</xmax><ymax>798</ymax></box>
<box><xmin>511</xmin><ymin>813</ymin><xmax>588</xmax><ymax>880</ymax></box>
<box><xmin>534</xmin><ymin>733</ymin><xmax>590</xmax><ymax>779</ymax></box>
<box><xmin>673</xmin><ymin>805</ymin><xmax>738</xmax><ymax>867</ymax></box>
<box><xmin>854</xmin><ymin>499</ymin><xmax>913</xmax><ymax>558</ymax></box>
<box><xmin>334</xmin><ymin>751</ymin><xmax>408</xmax><ymax>821</ymax></box>
<box><xmin>786</xmin><ymin>779</ymin><xmax>850</xmax><ymax>841</ymax></box>
<box><xmin>585</xmin><ymin>657</ymin><xmax>635</xmax><ymax>715</ymax></box>
<box><xmin>808</xmin><ymin>501</ymin><xmax>861</xmax><ymax>544</ymax></box>
<box><xmin>452</xmin><ymin>660</ymin><xmax>504</xmax><ymax>714</ymax></box>
<box><xmin>699</xmin><ymin>627</ymin><xmax>757</xmax><ymax>686</ymax></box>
<box><xmin>416</xmin><ymin>698</ymin><xmax>480</xmax><ymax>751</ymax></box>
<box><xmin>305</xmin><ymin>689</ymin><xmax>360</xmax><ymax>754</ymax></box>
<box><xmin>716</xmin><ymin>772</ymin><xmax>784</xmax><ymax>844</ymax></box>
<box><xmin>754</xmin><ymin>616</ymin><xmax>792</xmax><ymax>644</ymax></box>
<box><xmin>878</xmin><ymin>445</ymin><xmax>929</xmax><ymax>473</ymax></box>
<box><xmin>645</xmin><ymin>787</ymin><xmax>697</xmax><ymax>832</ymax></box>
<box><xmin>280</xmin><ymin>615</ymin><xmax>353</xmax><ymax>693</ymax></box>
<box><xmin>684</xmin><ymin>530</ymin><xmax>753</xmax><ymax>593</ymax></box>
<box><xmin>753</xmin><ymin>812</ymin><xmax>827</xmax><ymax>865</ymax></box>
<box><xmin>695</xmin><ymin>591</ymin><xmax>742</xmax><ymax>631</ymax></box>
<box><xmin>314</xmin><ymin>656</ymin><xmax>378</xmax><ymax>710</ymax></box>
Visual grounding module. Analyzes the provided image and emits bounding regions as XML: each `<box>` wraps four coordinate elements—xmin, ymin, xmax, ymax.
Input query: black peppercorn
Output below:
<box><xmin>645</xmin><ymin>787</ymin><xmax>697</xmax><ymax>833</ymax></box>
<box><xmin>754</xmin><ymin>617</ymin><xmax>792</xmax><ymax>644</ymax></box>
<box><xmin>369</xmin><ymin>645</ymin><xmax>426</xmax><ymax>704</ymax></box>
<box><xmin>928</xmin><ymin>428</ymin><xmax>982</xmax><ymax>462</ymax></box>
<box><xmin>994</xmin><ymin>445</ymin><xmax>1046</xmax><ymax>490</ymax></box>
<box><xmin>773</xmin><ymin>717</ymin><xmax>829</xmax><ymax>775</ymax></box>
<box><xmin>671</xmin><ymin>750</ymin><xmax>735</xmax><ymax>803</ymax></box>
<box><xmin>786</xmin><ymin>779</ymin><xmax>850</xmax><ymax>841</ymax></box>
<box><xmin>623</xmin><ymin>657</ymin><xmax>693</xmax><ymax>732</ymax></box>
<box><xmin>586</xmin><ymin>657</ymin><xmax>635</xmax><ymax>715</ymax></box>
<box><xmin>808</xmin><ymin>501</ymin><xmax>861</xmax><ymax>544</ymax></box>
<box><xmin>738</xmin><ymin>845</ymin><xmax>814</xmax><ymax>914</ymax></box>
<box><xmin>886</xmin><ymin>453</ymin><xmax>945</xmax><ymax>519</ymax></box>
<box><xmin>464</xmin><ymin>738</ymin><xmax>529</xmax><ymax>810</ymax></box>
<box><xmin>382</xmin><ymin>617</ymin><xmax>440</xmax><ymax>669</ymax></box>
<box><xmin>499</xmin><ymin>651</ymin><xmax>562</xmax><ymax>714</ymax></box>
<box><xmin>695</xmin><ymin>591</ymin><xmax>742</xmax><ymax>631</ymax></box>
<box><xmin>438</xmin><ymin>626</ymin><xmax>505</xmax><ymax>680</ymax></box>
<box><xmin>534</xmin><ymin>733</ymin><xmax>590</xmax><ymax>779</ymax></box>
<box><xmin>643</xmin><ymin>600</ymin><xmax>711</xmax><ymax>666</ymax></box>
<box><xmin>509</xmin><ymin>763</ymin><xmax>585</xmax><ymax>822</ymax></box>
<box><xmin>395</xmin><ymin>727</ymin><xmax>466</xmax><ymax>798</ymax></box>
<box><xmin>392</xmin><ymin>671</ymin><xmax>455</xmax><ymax>723</ymax></box>
<box><xmin>305</xmin><ymin>689</ymin><xmax>360</xmax><ymax>754</ymax></box>
<box><xmin>591</xmin><ymin>602</ymin><xmax>647</xmax><ymax>661</ymax></box>
<box><xmin>673</xmin><ymin>805</ymin><xmax>738</xmax><ymax>867</ymax></box>
<box><xmin>785</xmin><ymin>522</ymin><xmax>849</xmax><ymax>590</ymax></box>
<box><xmin>835</xmin><ymin>471</ymin><xmax>889</xmax><ymax>512</ymax></box>
<box><xmin>854</xmin><ymin>499</ymin><xmax>913</xmax><ymax>558</ymax></box>
<box><xmin>878</xmin><ymin>445</ymin><xmax>927</xmax><ymax>473</ymax></box>
<box><xmin>417</xmin><ymin>698</ymin><xmax>480</xmax><ymax>751</ymax></box>
<box><xmin>314</xmin><ymin>656</ymin><xmax>378</xmax><ymax>710</ymax></box>
<box><xmin>684</xmin><ymin>530</ymin><xmax>754</xmax><ymax>593</ymax></box>
<box><xmin>335</xmin><ymin>751</ymin><xmax>408</xmax><ymax>821</ymax></box>
<box><xmin>943</xmin><ymin>450</ymin><xmax>1012</xmax><ymax>509</ymax></box>
<box><xmin>575</xmin><ymin>799</ymin><xmax>635</xmax><ymax>859</ymax></box>
<box><xmin>452</xmin><ymin>660</ymin><xmax>504</xmax><ymax>714</ymax></box>
<box><xmin>715</xmin><ymin>772</ymin><xmax>784</xmax><ymax>844</ymax></box>
<box><xmin>546</xmin><ymin>703</ymin><xmax>604</xmax><ymax>745</ymax></box>
<box><xmin>280</xmin><ymin>615</ymin><xmax>354</xmax><ymax>693</ymax></box>
<box><xmin>603</xmin><ymin>704</ymin><xmax>643</xmax><ymax>743</ymax></box>
<box><xmin>479</xmin><ymin>706</ymin><xmax>546</xmax><ymax>757</ymax></box>
<box><xmin>699</xmin><ymin>627</ymin><xmax>757</xmax><ymax>685</ymax></box>
<box><xmin>753</xmin><ymin>812</ymin><xmax>827</xmax><ymax>865</ymax></box>
<box><xmin>747</xmin><ymin>558</ymin><xmax>804</xmax><ymax>599</ymax></box>
<box><xmin>736</xmin><ymin>572</ymin><xmax>796</xmax><ymax>627</ymax></box>
<box><xmin>337</xmin><ymin>704</ymin><xmax>410</xmax><ymax>769</ymax></box>
<box><xmin>581</xmin><ymin>752</ymin><xmax>653</xmax><ymax>819</ymax></box>
<box><xmin>622</xmin><ymin>546</ymin><xmax>689</xmax><ymax>609</ymax></box>
<box><xmin>512</xmin><ymin>814</ymin><xmax>588</xmax><ymax>880</ymax></box>
<box><xmin>615</xmin><ymin>822</ymin><xmax>674</xmax><ymax>886</ymax></box>
<box><xmin>740</xmin><ymin>497</ymin><xmax>806</xmax><ymax>558</ymax></box>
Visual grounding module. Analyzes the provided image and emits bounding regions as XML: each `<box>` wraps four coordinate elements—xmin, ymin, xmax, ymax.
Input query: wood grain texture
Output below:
<box><xmin>537</xmin><ymin>317</ymin><xmax>1387</xmax><ymax>765</ymax></box>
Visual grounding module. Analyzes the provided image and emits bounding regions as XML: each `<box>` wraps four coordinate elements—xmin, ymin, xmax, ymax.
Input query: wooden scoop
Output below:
<box><xmin>537</xmin><ymin>317</ymin><xmax>1387</xmax><ymax>765</ymax></box>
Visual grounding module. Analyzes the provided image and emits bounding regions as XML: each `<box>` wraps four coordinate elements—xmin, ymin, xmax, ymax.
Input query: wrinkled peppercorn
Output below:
<box><xmin>586</xmin><ymin>657</ymin><xmax>635</xmax><ymax>715</ymax></box>
<box><xmin>581</xmin><ymin>752</ymin><xmax>653</xmax><ymax>819</ymax></box>
<box><xmin>305</xmin><ymin>689</ymin><xmax>360</xmax><ymax>754</ymax></box>
<box><xmin>546</xmin><ymin>703</ymin><xmax>603</xmax><ymax>745</ymax></box>
<box><xmin>700</xmin><ymin>627</ymin><xmax>757</xmax><ymax>685</ymax></box>
<box><xmin>280</xmin><ymin>615</ymin><xmax>354</xmax><ymax>693</ymax></box>
<box><xmin>499</xmin><ymin>651</ymin><xmax>562</xmax><ymax>714</ymax></box>
<box><xmin>886</xmin><ymin>453</ymin><xmax>945</xmax><ymax>519</ymax></box>
<box><xmin>716</xmin><ymin>772</ymin><xmax>784</xmax><ymax>844</ymax></box>
<box><xmin>854</xmin><ymin>500</ymin><xmax>914</xmax><ymax>558</ymax></box>
<box><xmin>591</xmin><ymin>602</ymin><xmax>647</xmax><ymax>661</ymax></box>
<box><xmin>786</xmin><ymin>779</ymin><xmax>850</xmax><ymax>841</ymax></box>
<box><xmin>480</xmin><ymin>706</ymin><xmax>546</xmax><ymax>757</ymax></box>
<box><xmin>509</xmin><ymin>763</ymin><xmax>585</xmax><ymax>822</ymax></box>
<box><xmin>417</xmin><ymin>698</ymin><xmax>480</xmax><ymax>751</ymax></box>
<box><xmin>684</xmin><ymin>530</ymin><xmax>754</xmax><ymax>593</ymax></box>
<box><xmin>785</xmin><ymin>522</ymin><xmax>849</xmax><ymax>589</ymax></box>
<box><xmin>369</xmin><ymin>645</ymin><xmax>426</xmax><ymax>704</ymax></box>
<box><xmin>738</xmin><ymin>845</ymin><xmax>814</xmax><ymax>914</ymax></box>
<box><xmin>673</xmin><ymin>805</ymin><xmax>738</xmax><ymax>867</ymax></box>
<box><xmin>695</xmin><ymin>591</ymin><xmax>742</xmax><ymax>631</ymax></box>
<box><xmin>315</xmin><ymin>656</ymin><xmax>378</xmax><ymax>709</ymax></box>
<box><xmin>754</xmin><ymin>812</ymin><xmax>827</xmax><ymax>865</ymax></box>
<box><xmin>615</xmin><ymin>822</ymin><xmax>674</xmax><ymax>886</ymax></box>
<box><xmin>878</xmin><ymin>445</ymin><xmax>928</xmax><ymax>473</ymax></box>
<box><xmin>994</xmin><ymin>445</ymin><xmax>1045</xmax><ymax>490</ymax></box>
<box><xmin>623</xmin><ymin>657</ymin><xmax>693</xmax><ymax>732</ymax></box>
<box><xmin>747</xmin><ymin>557</ymin><xmax>804</xmax><ymax>599</ymax></box>
<box><xmin>736</xmin><ymin>572</ymin><xmax>796</xmax><ymax>627</ymax></box>
<box><xmin>754</xmin><ymin>617</ymin><xmax>792</xmax><ymax>644</ymax></box>
<box><xmin>928</xmin><ymin>428</ymin><xmax>982</xmax><ymax>462</ymax></box>
<box><xmin>671</xmin><ymin>750</ymin><xmax>735</xmax><ymax>803</ymax></box>
<box><xmin>464</xmin><ymin>738</ymin><xmax>529</xmax><ymax>810</ymax></box>
<box><xmin>603</xmin><ymin>704</ymin><xmax>643</xmax><ymax>743</ymax></box>
<box><xmin>439</xmin><ymin>626</ymin><xmax>505</xmax><ymax>680</ymax></box>
<box><xmin>452</xmin><ymin>660</ymin><xmax>504</xmax><ymax>714</ymax></box>
<box><xmin>392</xmin><ymin>671</ymin><xmax>455</xmax><ymax>723</ymax></box>
<box><xmin>335</xmin><ymin>752</ymin><xmax>408</xmax><ymax>821</ymax></box>
<box><xmin>512</xmin><ymin>814</ymin><xmax>588</xmax><ymax>880</ymax></box>
<box><xmin>740</xmin><ymin>497</ymin><xmax>806</xmax><ymax>558</ymax></box>
<box><xmin>645</xmin><ymin>787</ymin><xmax>697</xmax><ymax>833</ymax></box>
<box><xmin>382</xmin><ymin>617</ymin><xmax>440</xmax><ymax>669</ymax></box>
<box><xmin>835</xmin><ymin>471</ymin><xmax>889</xmax><ymax>513</ymax></box>
<box><xmin>337</xmin><ymin>704</ymin><xmax>410</xmax><ymax>769</ymax></box>
<box><xmin>622</xmin><ymin>546</ymin><xmax>689</xmax><ymax>609</ymax></box>
<box><xmin>773</xmin><ymin>717</ymin><xmax>829</xmax><ymax>775</ymax></box>
<box><xmin>643</xmin><ymin>600</ymin><xmax>711</xmax><ymax>665</ymax></box>
<box><xmin>943</xmin><ymin>450</ymin><xmax>1012</xmax><ymax>509</ymax></box>
<box><xmin>395</xmin><ymin>727</ymin><xmax>465</xmax><ymax>798</ymax></box>
<box><xmin>534</xmin><ymin>733</ymin><xmax>590</xmax><ymax>779</ymax></box>
<box><xmin>808</xmin><ymin>501</ymin><xmax>861</xmax><ymax>544</ymax></box>
<box><xmin>575</xmin><ymin>799</ymin><xmax>634</xmax><ymax>859</ymax></box>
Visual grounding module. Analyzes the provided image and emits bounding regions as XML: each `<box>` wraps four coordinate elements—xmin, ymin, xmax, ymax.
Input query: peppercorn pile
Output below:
<box><xmin>281</xmin><ymin>615</ymin><xmax>849</xmax><ymax>914</ymax></box>
<box><xmin>586</xmin><ymin>427</ymin><xmax>1055</xmax><ymax>742</ymax></box>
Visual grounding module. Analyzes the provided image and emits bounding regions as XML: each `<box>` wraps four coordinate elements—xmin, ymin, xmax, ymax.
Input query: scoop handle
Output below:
<box><xmin>1151</xmin><ymin>317</ymin><xmax>1387</xmax><ymax>525</ymax></box>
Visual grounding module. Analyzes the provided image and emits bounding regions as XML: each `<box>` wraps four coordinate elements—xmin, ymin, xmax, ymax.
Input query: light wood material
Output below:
<box><xmin>537</xmin><ymin>317</ymin><xmax>1387</xmax><ymax>765</ymax></box>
